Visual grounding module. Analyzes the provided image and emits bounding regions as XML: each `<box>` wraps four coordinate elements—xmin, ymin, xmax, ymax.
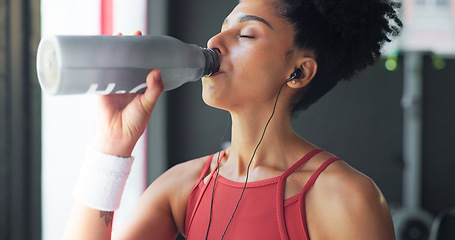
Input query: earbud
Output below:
<box><xmin>292</xmin><ymin>68</ymin><xmax>302</xmax><ymax>79</ymax></box>
<box><xmin>285</xmin><ymin>68</ymin><xmax>302</xmax><ymax>83</ymax></box>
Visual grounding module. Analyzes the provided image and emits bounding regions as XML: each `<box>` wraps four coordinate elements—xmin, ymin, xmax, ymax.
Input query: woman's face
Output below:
<box><xmin>202</xmin><ymin>0</ymin><xmax>299</xmax><ymax>113</ymax></box>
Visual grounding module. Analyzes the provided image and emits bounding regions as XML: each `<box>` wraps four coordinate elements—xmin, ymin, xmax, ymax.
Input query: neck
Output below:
<box><xmin>226</xmin><ymin>103</ymin><xmax>300</xmax><ymax>175</ymax></box>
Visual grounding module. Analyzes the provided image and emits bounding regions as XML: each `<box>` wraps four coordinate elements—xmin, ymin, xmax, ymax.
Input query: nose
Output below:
<box><xmin>207</xmin><ymin>32</ymin><xmax>226</xmax><ymax>56</ymax></box>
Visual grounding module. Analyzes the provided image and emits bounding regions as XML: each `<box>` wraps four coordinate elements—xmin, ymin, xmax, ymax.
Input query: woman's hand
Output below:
<box><xmin>92</xmin><ymin>31</ymin><xmax>164</xmax><ymax>157</ymax></box>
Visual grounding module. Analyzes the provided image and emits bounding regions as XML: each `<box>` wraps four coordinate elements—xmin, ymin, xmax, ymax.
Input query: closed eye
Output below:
<box><xmin>240</xmin><ymin>35</ymin><xmax>255</xmax><ymax>39</ymax></box>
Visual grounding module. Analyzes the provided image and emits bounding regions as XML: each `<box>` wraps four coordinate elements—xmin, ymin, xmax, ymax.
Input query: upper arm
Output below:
<box><xmin>112</xmin><ymin>157</ymin><xmax>207</xmax><ymax>240</ymax></box>
<box><xmin>330</xmin><ymin>177</ymin><xmax>395</xmax><ymax>240</ymax></box>
<box><xmin>308</xmin><ymin>164</ymin><xmax>395</xmax><ymax>240</ymax></box>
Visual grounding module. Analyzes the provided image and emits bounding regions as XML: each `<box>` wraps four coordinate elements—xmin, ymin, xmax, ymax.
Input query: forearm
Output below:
<box><xmin>63</xmin><ymin>203</ymin><xmax>114</xmax><ymax>240</ymax></box>
<box><xmin>63</xmin><ymin>149</ymin><xmax>134</xmax><ymax>239</ymax></box>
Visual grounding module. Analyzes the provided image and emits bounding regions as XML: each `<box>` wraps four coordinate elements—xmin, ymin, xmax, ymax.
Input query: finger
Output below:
<box><xmin>139</xmin><ymin>69</ymin><xmax>163</xmax><ymax>114</ymax></box>
<box><xmin>133</xmin><ymin>30</ymin><xmax>142</xmax><ymax>36</ymax></box>
<box><xmin>113</xmin><ymin>32</ymin><xmax>123</xmax><ymax>36</ymax></box>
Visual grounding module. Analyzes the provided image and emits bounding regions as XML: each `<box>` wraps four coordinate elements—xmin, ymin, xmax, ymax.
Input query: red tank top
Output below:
<box><xmin>184</xmin><ymin>149</ymin><xmax>341</xmax><ymax>240</ymax></box>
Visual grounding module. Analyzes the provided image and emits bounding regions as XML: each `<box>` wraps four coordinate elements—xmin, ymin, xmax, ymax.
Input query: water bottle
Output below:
<box><xmin>36</xmin><ymin>35</ymin><xmax>220</xmax><ymax>95</ymax></box>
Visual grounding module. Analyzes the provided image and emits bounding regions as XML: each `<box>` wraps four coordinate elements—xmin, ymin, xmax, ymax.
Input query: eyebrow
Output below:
<box><xmin>223</xmin><ymin>14</ymin><xmax>274</xmax><ymax>29</ymax></box>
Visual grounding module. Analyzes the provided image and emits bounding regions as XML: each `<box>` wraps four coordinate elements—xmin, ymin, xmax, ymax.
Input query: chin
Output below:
<box><xmin>202</xmin><ymin>87</ymin><xmax>219</xmax><ymax>109</ymax></box>
<box><xmin>201</xmin><ymin>86</ymin><xmax>229</xmax><ymax>111</ymax></box>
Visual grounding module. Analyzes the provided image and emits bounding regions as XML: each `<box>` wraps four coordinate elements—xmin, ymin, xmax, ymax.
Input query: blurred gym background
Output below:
<box><xmin>0</xmin><ymin>0</ymin><xmax>454</xmax><ymax>239</ymax></box>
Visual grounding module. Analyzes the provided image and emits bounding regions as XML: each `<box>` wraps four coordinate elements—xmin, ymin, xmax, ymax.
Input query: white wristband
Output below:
<box><xmin>73</xmin><ymin>149</ymin><xmax>134</xmax><ymax>211</ymax></box>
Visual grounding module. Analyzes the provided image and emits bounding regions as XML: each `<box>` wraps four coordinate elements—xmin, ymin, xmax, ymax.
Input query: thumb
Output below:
<box><xmin>140</xmin><ymin>69</ymin><xmax>164</xmax><ymax>114</ymax></box>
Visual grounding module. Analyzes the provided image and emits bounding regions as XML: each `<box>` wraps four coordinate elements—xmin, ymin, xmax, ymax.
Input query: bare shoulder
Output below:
<box><xmin>150</xmin><ymin>155</ymin><xmax>212</xmax><ymax>229</ymax></box>
<box><xmin>139</xmin><ymin>155</ymin><xmax>210</xmax><ymax>206</ymax></box>
<box><xmin>306</xmin><ymin>155</ymin><xmax>395</xmax><ymax>240</ymax></box>
<box><xmin>316</xmin><ymin>158</ymin><xmax>383</xmax><ymax>204</ymax></box>
<box><xmin>159</xmin><ymin>154</ymin><xmax>210</xmax><ymax>188</ymax></box>
<box><xmin>113</xmin><ymin>154</ymin><xmax>212</xmax><ymax>239</ymax></box>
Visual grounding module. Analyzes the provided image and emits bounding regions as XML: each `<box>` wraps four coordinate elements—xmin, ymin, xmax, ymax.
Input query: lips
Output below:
<box><xmin>210</xmin><ymin>71</ymin><xmax>223</xmax><ymax>77</ymax></box>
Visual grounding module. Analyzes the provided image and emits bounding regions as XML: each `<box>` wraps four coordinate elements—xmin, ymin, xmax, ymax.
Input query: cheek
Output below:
<box><xmin>231</xmin><ymin>49</ymin><xmax>256</xmax><ymax>75</ymax></box>
<box><xmin>231</xmin><ymin>67</ymin><xmax>285</xmax><ymax>104</ymax></box>
<box><xmin>231</xmin><ymin>48</ymin><xmax>277</xmax><ymax>81</ymax></box>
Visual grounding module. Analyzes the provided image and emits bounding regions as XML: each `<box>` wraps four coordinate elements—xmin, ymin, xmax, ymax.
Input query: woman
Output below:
<box><xmin>63</xmin><ymin>0</ymin><xmax>402</xmax><ymax>239</ymax></box>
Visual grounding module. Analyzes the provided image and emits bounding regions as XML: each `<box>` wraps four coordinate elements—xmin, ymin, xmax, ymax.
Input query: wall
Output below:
<box><xmin>421</xmin><ymin>56</ymin><xmax>455</xmax><ymax>215</ymax></box>
<box><xmin>166</xmin><ymin>0</ymin><xmax>238</xmax><ymax>166</ymax></box>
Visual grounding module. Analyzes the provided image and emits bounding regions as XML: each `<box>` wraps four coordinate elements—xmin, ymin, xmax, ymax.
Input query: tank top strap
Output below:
<box><xmin>197</xmin><ymin>150</ymin><xmax>226</xmax><ymax>183</ymax></box>
<box><xmin>275</xmin><ymin>148</ymin><xmax>324</xmax><ymax>240</ymax></box>
<box><xmin>299</xmin><ymin>157</ymin><xmax>342</xmax><ymax>238</ymax></box>
<box><xmin>186</xmin><ymin>150</ymin><xmax>226</xmax><ymax>235</ymax></box>
<box><xmin>301</xmin><ymin>157</ymin><xmax>341</xmax><ymax>195</ymax></box>
<box><xmin>282</xmin><ymin>149</ymin><xmax>324</xmax><ymax>179</ymax></box>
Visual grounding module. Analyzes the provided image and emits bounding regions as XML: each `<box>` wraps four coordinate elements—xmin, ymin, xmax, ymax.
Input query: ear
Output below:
<box><xmin>287</xmin><ymin>57</ymin><xmax>317</xmax><ymax>89</ymax></box>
